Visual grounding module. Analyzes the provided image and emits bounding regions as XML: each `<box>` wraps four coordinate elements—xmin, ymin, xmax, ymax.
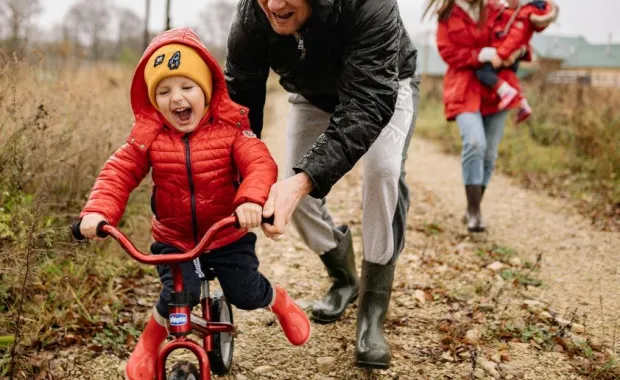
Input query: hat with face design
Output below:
<box><xmin>143</xmin><ymin>43</ymin><xmax>213</xmax><ymax>109</ymax></box>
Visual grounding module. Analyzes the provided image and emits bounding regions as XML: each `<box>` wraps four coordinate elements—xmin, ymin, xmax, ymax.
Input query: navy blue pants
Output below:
<box><xmin>476</xmin><ymin>62</ymin><xmax>522</xmax><ymax>89</ymax></box>
<box><xmin>476</xmin><ymin>63</ymin><xmax>500</xmax><ymax>88</ymax></box>
<box><xmin>152</xmin><ymin>233</ymin><xmax>273</xmax><ymax>318</ymax></box>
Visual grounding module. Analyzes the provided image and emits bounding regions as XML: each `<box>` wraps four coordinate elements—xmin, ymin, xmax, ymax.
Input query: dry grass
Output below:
<box><xmin>0</xmin><ymin>60</ymin><xmax>617</xmax><ymax>378</ymax></box>
<box><xmin>416</xmin><ymin>78</ymin><xmax>620</xmax><ymax>231</ymax></box>
<box><xmin>0</xmin><ymin>60</ymin><xmax>151</xmax><ymax>377</ymax></box>
<box><xmin>0</xmin><ymin>60</ymin><xmax>283</xmax><ymax>378</ymax></box>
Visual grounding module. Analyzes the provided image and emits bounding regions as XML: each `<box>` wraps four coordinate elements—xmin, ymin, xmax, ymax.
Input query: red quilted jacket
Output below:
<box><xmin>437</xmin><ymin>0</ymin><xmax>520</xmax><ymax>120</ymax></box>
<box><xmin>492</xmin><ymin>1</ymin><xmax>558</xmax><ymax>61</ymax></box>
<box><xmin>80</xmin><ymin>28</ymin><xmax>278</xmax><ymax>251</ymax></box>
<box><xmin>437</xmin><ymin>0</ymin><xmax>522</xmax><ymax>120</ymax></box>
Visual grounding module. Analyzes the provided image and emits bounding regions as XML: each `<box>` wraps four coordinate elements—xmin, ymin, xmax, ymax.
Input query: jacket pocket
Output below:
<box><xmin>151</xmin><ymin>185</ymin><xmax>158</xmax><ymax>219</ymax></box>
<box><xmin>444</xmin><ymin>75</ymin><xmax>468</xmax><ymax>105</ymax></box>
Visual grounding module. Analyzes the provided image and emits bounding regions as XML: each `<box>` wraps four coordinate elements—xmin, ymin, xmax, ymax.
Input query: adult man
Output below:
<box><xmin>225</xmin><ymin>0</ymin><xmax>419</xmax><ymax>368</ymax></box>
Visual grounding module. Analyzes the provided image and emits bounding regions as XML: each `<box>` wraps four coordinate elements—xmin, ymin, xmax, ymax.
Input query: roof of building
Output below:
<box><xmin>530</xmin><ymin>34</ymin><xmax>591</xmax><ymax>61</ymax></box>
<box><xmin>562</xmin><ymin>44</ymin><xmax>620</xmax><ymax>68</ymax></box>
<box><xmin>415</xmin><ymin>33</ymin><xmax>620</xmax><ymax>77</ymax></box>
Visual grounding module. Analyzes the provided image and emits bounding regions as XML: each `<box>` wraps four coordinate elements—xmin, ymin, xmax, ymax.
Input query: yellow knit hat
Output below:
<box><xmin>144</xmin><ymin>43</ymin><xmax>213</xmax><ymax>109</ymax></box>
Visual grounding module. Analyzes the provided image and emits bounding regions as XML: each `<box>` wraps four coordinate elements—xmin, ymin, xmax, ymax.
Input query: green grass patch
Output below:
<box><xmin>500</xmin><ymin>269</ymin><xmax>543</xmax><ymax>287</ymax></box>
<box><xmin>475</xmin><ymin>245</ymin><xmax>518</xmax><ymax>265</ymax></box>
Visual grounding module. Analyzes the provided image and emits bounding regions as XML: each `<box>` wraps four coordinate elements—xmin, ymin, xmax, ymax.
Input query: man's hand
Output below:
<box><xmin>80</xmin><ymin>213</ymin><xmax>108</xmax><ymax>239</ymax></box>
<box><xmin>235</xmin><ymin>202</ymin><xmax>263</xmax><ymax>229</ymax></box>
<box><xmin>261</xmin><ymin>172</ymin><xmax>314</xmax><ymax>239</ymax></box>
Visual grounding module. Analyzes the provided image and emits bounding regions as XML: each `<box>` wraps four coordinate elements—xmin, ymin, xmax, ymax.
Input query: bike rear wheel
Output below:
<box><xmin>208</xmin><ymin>293</ymin><xmax>234</xmax><ymax>375</ymax></box>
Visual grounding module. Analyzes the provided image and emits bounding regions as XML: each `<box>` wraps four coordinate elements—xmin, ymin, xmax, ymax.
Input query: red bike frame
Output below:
<box><xmin>98</xmin><ymin>215</ymin><xmax>240</xmax><ymax>380</ymax></box>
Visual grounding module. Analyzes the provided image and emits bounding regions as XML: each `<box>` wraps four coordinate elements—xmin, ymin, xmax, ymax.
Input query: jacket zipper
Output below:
<box><xmin>183</xmin><ymin>134</ymin><xmax>199</xmax><ymax>244</ymax></box>
<box><xmin>294</xmin><ymin>32</ymin><xmax>306</xmax><ymax>60</ymax></box>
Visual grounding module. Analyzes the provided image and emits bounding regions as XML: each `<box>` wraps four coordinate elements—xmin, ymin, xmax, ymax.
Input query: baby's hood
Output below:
<box><xmin>527</xmin><ymin>0</ymin><xmax>559</xmax><ymax>29</ymax></box>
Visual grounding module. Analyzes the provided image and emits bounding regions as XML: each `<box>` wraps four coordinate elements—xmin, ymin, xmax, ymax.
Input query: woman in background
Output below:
<box><xmin>426</xmin><ymin>0</ymin><xmax>520</xmax><ymax>232</ymax></box>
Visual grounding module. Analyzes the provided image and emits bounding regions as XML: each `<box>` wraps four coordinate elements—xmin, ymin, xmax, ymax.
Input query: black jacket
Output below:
<box><xmin>225</xmin><ymin>0</ymin><xmax>417</xmax><ymax>198</ymax></box>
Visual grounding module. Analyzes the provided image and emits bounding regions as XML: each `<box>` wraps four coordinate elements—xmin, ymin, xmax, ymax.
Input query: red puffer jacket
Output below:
<box><xmin>80</xmin><ymin>28</ymin><xmax>278</xmax><ymax>251</ymax></box>
<box><xmin>437</xmin><ymin>0</ymin><xmax>520</xmax><ymax>120</ymax></box>
<box><xmin>492</xmin><ymin>1</ymin><xmax>559</xmax><ymax>60</ymax></box>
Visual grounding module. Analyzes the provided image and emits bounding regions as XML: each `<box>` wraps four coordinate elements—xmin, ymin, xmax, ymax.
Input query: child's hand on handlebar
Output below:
<box><xmin>80</xmin><ymin>213</ymin><xmax>108</xmax><ymax>239</ymax></box>
<box><xmin>235</xmin><ymin>202</ymin><xmax>263</xmax><ymax>229</ymax></box>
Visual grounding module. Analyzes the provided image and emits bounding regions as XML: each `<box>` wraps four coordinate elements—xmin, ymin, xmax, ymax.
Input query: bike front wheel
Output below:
<box><xmin>168</xmin><ymin>361</ymin><xmax>199</xmax><ymax>380</ymax></box>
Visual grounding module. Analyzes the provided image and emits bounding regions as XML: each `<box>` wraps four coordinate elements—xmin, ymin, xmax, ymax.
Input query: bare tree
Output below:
<box><xmin>144</xmin><ymin>0</ymin><xmax>151</xmax><ymax>50</ymax></box>
<box><xmin>63</xmin><ymin>9</ymin><xmax>83</xmax><ymax>57</ymax></box>
<box><xmin>0</xmin><ymin>0</ymin><xmax>41</xmax><ymax>54</ymax></box>
<box><xmin>117</xmin><ymin>6</ymin><xmax>143</xmax><ymax>58</ymax></box>
<box><xmin>65</xmin><ymin>0</ymin><xmax>112</xmax><ymax>60</ymax></box>
<box><xmin>47</xmin><ymin>23</ymin><xmax>73</xmax><ymax>60</ymax></box>
<box><xmin>165</xmin><ymin>0</ymin><xmax>172</xmax><ymax>30</ymax></box>
<box><xmin>198</xmin><ymin>0</ymin><xmax>236</xmax><ymax>59</ymax></box>
<box><xmin>0</xmin><ymin>4</ymin><xmax>5</xmax><ymax>38</ymax></box>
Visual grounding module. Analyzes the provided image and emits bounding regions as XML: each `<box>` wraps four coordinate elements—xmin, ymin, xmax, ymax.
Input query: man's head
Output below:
<box><xmin>144</xmin><ymin>43</ymin><xmax>213</xmax><ymax>133</ymax></box>
<box><xmin>257</xmin><ymin>0</ymin><xmax>312</xmax><ymax>35</ymax></box>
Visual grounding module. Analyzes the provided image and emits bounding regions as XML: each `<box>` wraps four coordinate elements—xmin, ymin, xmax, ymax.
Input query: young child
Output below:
<box><xmin>476</xmin><ymin>0</ymin><xmax>558</xmax><ymax>122</ymax></box>
<box><xmin>78</xmin><ymin>27</ymin><xmax>311</xmax><ymax>380</ymax></box>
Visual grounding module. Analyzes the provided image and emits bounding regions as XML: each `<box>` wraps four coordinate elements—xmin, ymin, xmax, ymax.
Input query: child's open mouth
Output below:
<box><xmin>173</xmin><ymin>107</ymin><xmax>192</xmax><ymax>123</ymax></box>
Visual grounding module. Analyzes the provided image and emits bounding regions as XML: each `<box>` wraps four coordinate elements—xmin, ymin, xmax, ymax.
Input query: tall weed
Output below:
<box><xmin>0</xmin><ymin>60</ymin><xmax>149</xmax><ymax>376</ymax></box>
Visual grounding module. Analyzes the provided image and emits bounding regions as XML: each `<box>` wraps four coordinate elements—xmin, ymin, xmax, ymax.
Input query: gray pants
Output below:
<box><xmin>285</xmin><ymin>79</ymin><xmax>419</xmax><ymax>265</ymax></box>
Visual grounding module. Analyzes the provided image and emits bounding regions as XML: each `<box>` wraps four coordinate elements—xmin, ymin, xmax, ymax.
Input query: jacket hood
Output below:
<box><xmin>528</xmin><ymin>1</ymin><xmax>559</xmax><ymax>29</ymax></box>
<box><xmin>129</xmin><ymin>28</ymin><xmax>249</xmax><ymax>147</ymax></box>
<box><xmin>309</xmin><ymin>0</ymin><xmax>339</xmax><ymax>25</ymax></box>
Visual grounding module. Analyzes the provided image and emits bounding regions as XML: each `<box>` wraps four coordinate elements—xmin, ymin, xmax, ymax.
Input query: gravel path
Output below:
<box><xmin>410</xmin><ymin>134</ymin><xmax>620</xmax><ymax>341</ymax></box>
<box><xmin>45</xmin><ymin>90</ymin><xmax>618</xmax><ymax>380</ymax></box>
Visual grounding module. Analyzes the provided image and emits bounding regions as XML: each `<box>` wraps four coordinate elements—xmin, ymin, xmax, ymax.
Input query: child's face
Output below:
<box><xmin>505</xmin><ymin>0</ymin><xmax>519</xmax><ymax>8</ymax></box>
<box><xmin>257</xmin><ymin>0</ymin><xmax>312</xmax><ymax>36</ymax></box>
<box><xmin>155</xmin><ymin>76</ymin><xmax>206</xmax><ymax>134</ymax></box>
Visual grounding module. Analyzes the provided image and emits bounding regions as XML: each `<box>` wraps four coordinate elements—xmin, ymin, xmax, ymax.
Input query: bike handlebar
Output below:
<box><xmin>71</xmin><ymin>215</ymin><xmax>274</xmax><ymax>265</ymax></box>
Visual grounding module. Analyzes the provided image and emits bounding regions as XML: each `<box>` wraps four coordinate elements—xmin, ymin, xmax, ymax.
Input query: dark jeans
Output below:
<box><xmin>152</xmin><ymin>233</ymin><xmax>273</xmax><ymax>318</ymax></box>
<box><xmin>476</xmin><ymin>61</ymin><xmax>521</xmax><ymax>89</ymax></box>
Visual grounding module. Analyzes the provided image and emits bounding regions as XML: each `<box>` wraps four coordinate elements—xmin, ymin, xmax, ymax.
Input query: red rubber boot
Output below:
<box><xmin>269</xmin><ymin>286</ymin><xmax>311</xmax><ymax>346</ymax></box>
<box><xmin>125</xmin><ymin>311</ymin><xmax>168</xmax><ymax>380</ymax></box>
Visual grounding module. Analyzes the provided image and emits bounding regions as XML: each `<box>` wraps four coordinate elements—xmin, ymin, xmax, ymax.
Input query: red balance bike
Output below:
<box><xmin>72</xmin><ymin>215</ymin><xmax>273</xmax><ymax>380</ymax></box>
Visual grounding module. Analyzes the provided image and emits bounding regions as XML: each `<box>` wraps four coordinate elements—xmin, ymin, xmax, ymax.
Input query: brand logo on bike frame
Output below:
<box><xmin>169</xmin><ymin>313</ymin><xmax>188</xmax><ymax>326</ymax></box>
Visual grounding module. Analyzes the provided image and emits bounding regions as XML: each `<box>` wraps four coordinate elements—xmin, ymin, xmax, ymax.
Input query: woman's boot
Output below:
<box><xmin>355</xmin><ymin>261</ymin><xmax>395</xmax><ymax>369</ymax></box>
<box><xmin>462</xmin><ymin>186</ymin><xmax>485</xmax><ymax>224</ymax></box>
<box><xmin>465</xmin><ymin>185</ymin><xmax>485</xmax><ymax>232</ymax></box>
<box><xmin>311</xmin><ymin>225</ymin><xmax>359</xmax><ymax>323</ymax></box>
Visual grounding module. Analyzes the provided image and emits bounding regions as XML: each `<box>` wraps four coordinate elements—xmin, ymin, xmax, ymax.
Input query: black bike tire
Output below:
<box><xmin>207</xmin><ymin>293</ymin><xmax>234</xmax><ymax>375</ymax></box>
<box><xmin>167</xmin><ymin>361</ymin><xmax>199</xmax><ymax>380</ymax></box>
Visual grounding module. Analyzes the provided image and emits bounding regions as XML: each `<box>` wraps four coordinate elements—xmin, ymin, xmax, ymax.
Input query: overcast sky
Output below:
<box><xmin>37</xmin><ymin>0</ymin><xmax>620</xmax><ymax>45</ymax></box>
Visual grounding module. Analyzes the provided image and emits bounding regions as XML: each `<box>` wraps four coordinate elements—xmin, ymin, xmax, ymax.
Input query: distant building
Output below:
<box><xmin>416</xmin><ymin>44</ymin><xmax>447</xmax><ymax>79</ymax></box>
<box><xmin>556</xmin><ymin>44</ymin><xmax>620</xmax><ymax>87</ymax></box>
<box><xmin>529</xmin><ymin>34</ymin><xmax>590</xmax><ymax>71</ymax></box>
